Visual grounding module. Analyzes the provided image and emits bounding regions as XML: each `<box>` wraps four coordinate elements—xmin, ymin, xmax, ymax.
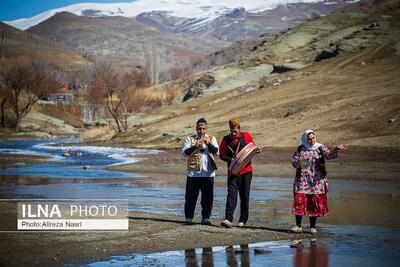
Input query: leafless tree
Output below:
<box><xmin>0</xmin><ymin>85</ymin><xmax>12</xmax><ymax>127</ymax></box>
<box><xmin>168</xmin><ymin>64</ymin><xmax>193</xmax><ymax>81</ymax></box>
<box><xmin>89</xmin><ymin>63</ymin><xmax>133</xmax><ymax>135</ymax></box>
<box><xmin>0</xmin><ymin>58</ymin><xmax>58</xmax><ymax>131</ymax></box>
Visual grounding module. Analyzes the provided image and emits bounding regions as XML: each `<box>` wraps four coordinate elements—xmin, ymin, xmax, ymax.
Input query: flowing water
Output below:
<box><xmin>1</xmin><ymin>139</ymin><xmax>399</xmax><ymax>266</ymax></box>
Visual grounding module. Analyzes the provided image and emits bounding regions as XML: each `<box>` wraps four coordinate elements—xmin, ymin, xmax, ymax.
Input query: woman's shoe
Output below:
<box><xmin>310</xmin><ymin>228</ymin><xmax>318</xmax><ymax>234</ymax></box>
<box><xmin>291</xmin><ymin>225</ymin><xmax>303</xmax><ymax>233</ymax></box>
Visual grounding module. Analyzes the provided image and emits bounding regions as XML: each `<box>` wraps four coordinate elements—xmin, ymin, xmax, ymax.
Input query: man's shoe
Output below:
<box><xmin>310</xmin><ymin>228</ymin><xmax>318</xmax><ymax>234</ymax></box>
<box><xmin>291</xmin><ymin>225</ymin><xmax>303</xmax><ymax>233</ymax></box>
<box><xmin>185</xmin><ymin>218</ymin><xmax>193</xmax><ymax>225</ymax></box>
<box><xmin>221</xmin><ymin>219</ymin><xmax>232</xmax><ymax>228</ymax></box>
<box><xmin>201</xmin><ymin>218</ymin><xmax>212</xmax><ymax>225</ymax></box>
<box><xmin>238</xmin><ymin>222</ymin><xmax>245</xmax><ymax>228</ymax></box>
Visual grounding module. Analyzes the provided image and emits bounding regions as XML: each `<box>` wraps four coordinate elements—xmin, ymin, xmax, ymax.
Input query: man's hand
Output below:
<box><xmin>200</xmin><ymin>136</ymin><xmax>210</xmax><ymax>145</ymax></box>
<box><xmin>195</xmin><ymin>140</ymin><xmax>202</xmax><ymax>147</ymax></box>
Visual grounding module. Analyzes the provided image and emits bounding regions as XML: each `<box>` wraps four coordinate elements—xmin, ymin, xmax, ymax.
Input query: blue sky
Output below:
<box><xmin>0</xmin><ymin>0</ymin><xmax>133</xmax><ymax>21</ymax></box>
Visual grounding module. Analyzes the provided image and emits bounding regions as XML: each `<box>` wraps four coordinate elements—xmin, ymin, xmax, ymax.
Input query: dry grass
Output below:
<box><xmin>80</xmin><ymin>125</ymin><xmax>115</xmax><ymax>141</ymax></box>
<box><xmin>129</xmin><ymin>84</ymin><xmax>183</xmax><ymax>112</ymax></box>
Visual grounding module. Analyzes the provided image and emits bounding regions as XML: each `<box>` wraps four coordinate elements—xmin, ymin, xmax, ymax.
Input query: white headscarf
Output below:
<box><xmin>301</xmin><ymin>129</ymin><xmax>322</xmax><ymax>151</ymax></box>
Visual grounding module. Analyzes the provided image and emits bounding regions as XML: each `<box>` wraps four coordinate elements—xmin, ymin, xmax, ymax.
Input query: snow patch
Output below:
<box><xmin>5</xmin><ymin>0</ymin><xmax>329</xmax><ymax>30</ymax></box>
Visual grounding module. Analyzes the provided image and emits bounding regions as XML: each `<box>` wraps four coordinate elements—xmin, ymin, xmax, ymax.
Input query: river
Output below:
<box><xmin>1</xmin><ymin>139</ymin><xmax>399</xmax><ymax>266</ymax></box>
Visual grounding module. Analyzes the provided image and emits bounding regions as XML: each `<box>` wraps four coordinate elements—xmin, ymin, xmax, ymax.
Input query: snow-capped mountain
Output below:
<box><xmin>5</xmin><ymin>0</ymin><xmax>357</xmax><ymax>31</ymax></box>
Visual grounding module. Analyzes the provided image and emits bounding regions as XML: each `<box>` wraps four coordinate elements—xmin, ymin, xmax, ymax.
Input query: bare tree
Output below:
<box><xmin>0</xmin><ymin>58</ymin><xmax>58</xmax><ymax>131</ymax></box>
<box><xmin>168</xmin><ymin>64</ymin><xmax>193</xmax><ymax>81</ymax></box>
<box><xmin>123</xmin><ymin>67</ymin><xmax>149</xmax><ymax>89</ymax></box>
<box><xmin>89</xmin><ymin>63</ymin><xmax>132</xmax><ymax>135</ymax></box>
<box><xmin>0</xmin><ymin>85</ymin><xmax>12</xmax><ymax>127</ymax></box>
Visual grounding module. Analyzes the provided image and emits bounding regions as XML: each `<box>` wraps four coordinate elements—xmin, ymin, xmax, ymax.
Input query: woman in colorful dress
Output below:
<box><xmin>291</xmin><ymin>129</ymin><xmax>348</xmax><ymax>234</ymax></box>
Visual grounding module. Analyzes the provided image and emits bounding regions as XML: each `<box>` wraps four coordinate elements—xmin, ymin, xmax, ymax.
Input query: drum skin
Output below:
<box><xmin>228</xmin><ymin>142</ymin><xmax>259</xmax><ymax>175</ymax></box>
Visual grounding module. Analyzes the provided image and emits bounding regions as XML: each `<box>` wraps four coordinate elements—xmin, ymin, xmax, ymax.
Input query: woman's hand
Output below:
<box><xmin>336</xmin><ymin>144</ymin><xmax>348</xmax><ymax>151</ymax></box>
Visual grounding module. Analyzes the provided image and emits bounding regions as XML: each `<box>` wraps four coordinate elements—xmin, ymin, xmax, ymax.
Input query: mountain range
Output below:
<box><xmin>6</xmin><ymin>0</ymin><xmax>358</xmax><ymax>31</ymax></box>
<box><xmin>2</xmin><ymin>0</ymin><xmax>358</xmax><ymax>77</ymax></box>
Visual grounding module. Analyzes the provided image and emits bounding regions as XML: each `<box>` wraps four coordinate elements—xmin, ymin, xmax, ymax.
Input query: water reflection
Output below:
<box><xmin>183</xmin><ymin>243</ymin><xmax>327</xmax><ymax>267</ymax></box>
<box><xmin>185</xmin><ymin>247</ymin><xmax>214</xmax><ymax>267</ymax></box>
<box><xmin>82</xmin><ymin>237</ymin><xmax>400</xmax><ymax>267</ymax></box>
<box><xmin>225</xmin><ymin>245</ymin><xmax>249</xmax><ymax>267</ymax></box>
<box><xmin>293</xmin><ymin>241</ymin><xmax>329</xmax><ymax>267</ymax></box>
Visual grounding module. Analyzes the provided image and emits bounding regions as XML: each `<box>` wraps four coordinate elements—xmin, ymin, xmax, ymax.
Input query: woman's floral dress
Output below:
<box><xmin>291</xmin><ymin>145</ymin><xmax>338</xmax><ymax>217</ymax></box>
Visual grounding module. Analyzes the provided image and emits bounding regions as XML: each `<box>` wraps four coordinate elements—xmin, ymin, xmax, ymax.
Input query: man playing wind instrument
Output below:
<box><xmin>182</xmin><ymin>118</ymin><xmax>219</xmax><ymax>225</ymax></box>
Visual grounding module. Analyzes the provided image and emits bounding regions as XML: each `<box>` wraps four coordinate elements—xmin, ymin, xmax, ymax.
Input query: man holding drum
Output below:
<box><xmin>219</xmin><ymin>118</ymin><xmax>260</xmax><ymax>228</ymax></box>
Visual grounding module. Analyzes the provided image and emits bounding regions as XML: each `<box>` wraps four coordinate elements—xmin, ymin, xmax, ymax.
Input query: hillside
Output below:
<box><xmin>110</xmin><ymin>0</ymin><xmax>400</xmax><ymax>149</ymax></box>
<box><xmin>0</xmin><ymin>22</ymin><xmax>89</xmax><ymax>70</ymax></box>
<box><xmin>0</xmin><ymin>106</ymin><xmax>82</xmax><ymax>139</ymax></box>
<box><xmin>27</xmin><ymin>12</ymin><xmax>225</xmax><ymax>73</ymax></box>
<box><xmin>244</xmin><ymin>0</ymin><xmax>400</xmax><ymax>68</ymax></box>
<box><xmin>199</xmin><ymin>0</ymin><xmax>400</xmax><ymax>70</ymax></box>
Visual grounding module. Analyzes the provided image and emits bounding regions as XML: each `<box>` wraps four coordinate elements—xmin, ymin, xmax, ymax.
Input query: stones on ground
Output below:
<box><xmin>183</xmin><ymin>73</ymin><xmax>216</xmax><ymax>101</ymax></box>
<box><xmin>244</xmin><ymin>87</ymin><xmax>256</xmax><ymax>93</ymax></box>
<box><xmin>273</xmin><ymin>79</ymin><xmax>282</xmax><ymax>86</ymax></box>
<box><xmin>285</xmin><ymin>111</ymin><xmax>294</xmax><ymax>117</ymax></box>
<box><xmin>254</xmin><ymin>248</ymin><xmax>272</xmax><ymax>254</ymax></box>
<box><xmin>271</xmin><ymin>64</ymin><xmax>296</xmax><ymax>74</ymax></box>
<box><xmin>315</xmin><ymin>45</ymin><xmax>339</xmax><ymax>62</ymax></box>
<box><xmin>285</xmin><ymin>109</ymin><xmax>298</xmax><ymax>118</ymax></box>
<box><xmin>83</xmin><ymin>165</ymin><xmax>90</xmax><ymax>170</ymax></box>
